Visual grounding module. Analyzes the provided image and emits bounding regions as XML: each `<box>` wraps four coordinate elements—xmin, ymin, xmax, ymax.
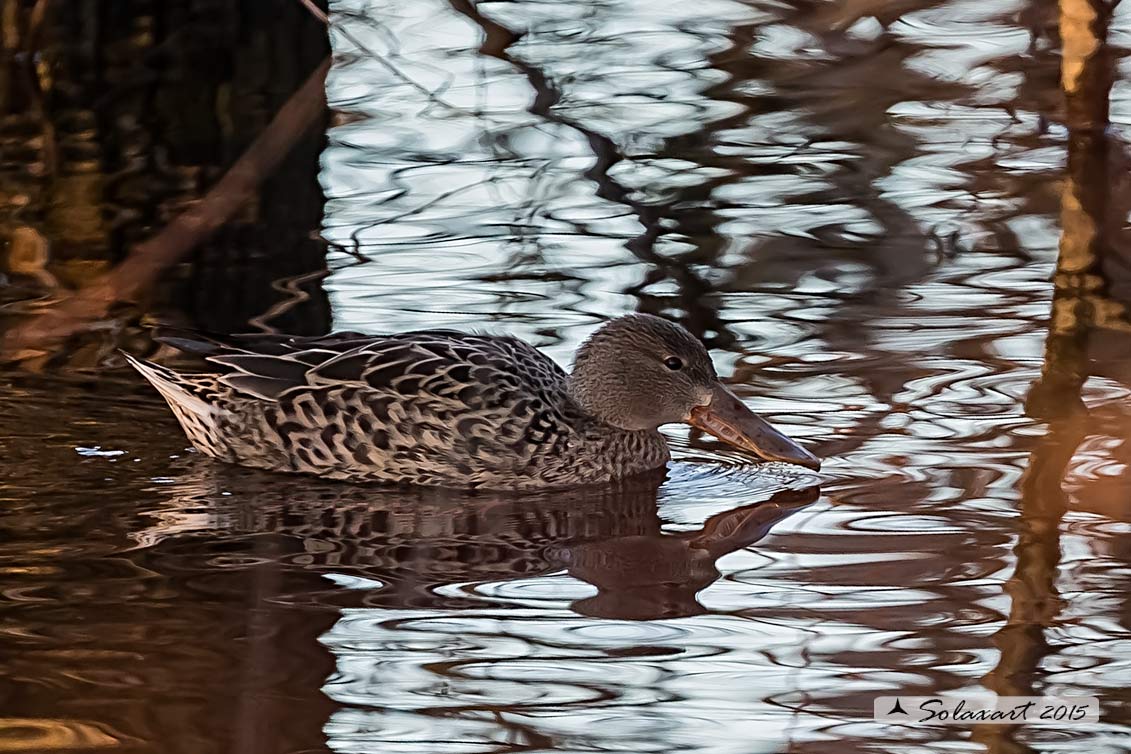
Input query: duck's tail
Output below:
<box><xmin>122</xmin><ymin>352</ymin><xmax>230</xmax><ymax>459</ymax></box>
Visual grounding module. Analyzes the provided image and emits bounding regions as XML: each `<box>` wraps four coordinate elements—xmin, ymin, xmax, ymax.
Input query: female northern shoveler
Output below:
<box><xmin>124</xmin><ymin>314</ymin><xmax>819</xmax><ymax>489</ymax></box>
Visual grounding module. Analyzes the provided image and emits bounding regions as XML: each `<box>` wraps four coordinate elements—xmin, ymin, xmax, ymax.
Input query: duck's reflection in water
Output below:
<box><xmin>558</xmin><ymin>493</ymin><xmax>813</xmax><ymax>619</ymax></box>
<box><xmin>128</xmin><ymin>462</ymin><xmax>818</xmax><ymax>750</ymax></box>
<box><xmin>139</xmin><ymin>462</ymin><xmax>819</xmax><ymax>621</ymax></box>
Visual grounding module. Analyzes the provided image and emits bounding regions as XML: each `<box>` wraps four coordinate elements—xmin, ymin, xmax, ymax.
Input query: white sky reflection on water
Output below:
<box><xmin>302</xmin><ymin>0</ymin><xmax>1131</xmax><ymax>750</ymax></box>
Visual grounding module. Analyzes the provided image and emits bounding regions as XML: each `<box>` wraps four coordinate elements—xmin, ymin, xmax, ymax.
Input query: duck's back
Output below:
<box><xmin>127</xmin><ymin>329</ymin><xmax>669</xmax><ymax>489</ymax></box>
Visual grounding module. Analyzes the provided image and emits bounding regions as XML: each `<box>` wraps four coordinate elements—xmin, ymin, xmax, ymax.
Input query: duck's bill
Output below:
<box><xmin>687</xmin><ymin>383</ymin><xmax>821</xmax><ymax>471</ymax></box>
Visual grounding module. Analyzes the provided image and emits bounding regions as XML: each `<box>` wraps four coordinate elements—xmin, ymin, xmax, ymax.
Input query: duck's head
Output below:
<box><xmin>569</xmin><ymin>314</ymin><xmax>820</xmax><ymax>470</ymax></box>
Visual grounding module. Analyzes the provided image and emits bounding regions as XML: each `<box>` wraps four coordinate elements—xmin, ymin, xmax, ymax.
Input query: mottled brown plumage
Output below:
<box><xmin>125</xmin><ymin>314</ymin><xmax>818</xmax><ymax>489</ymax></box>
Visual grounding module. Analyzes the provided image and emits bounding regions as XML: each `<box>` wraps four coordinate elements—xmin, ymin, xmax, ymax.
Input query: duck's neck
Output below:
<box><xmin>566</xmin><ymin>373</ymin><xmax>656</xmax><ymax>432</ymax></box>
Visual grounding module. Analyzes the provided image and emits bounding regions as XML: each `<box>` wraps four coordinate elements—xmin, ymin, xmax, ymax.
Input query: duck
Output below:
<box><xmin>124</xmin><ymin>313</ymin><xmax>820</xmax><ymax>489</ymax></box>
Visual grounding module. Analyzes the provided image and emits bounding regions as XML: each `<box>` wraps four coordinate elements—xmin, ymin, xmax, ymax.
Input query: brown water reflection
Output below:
<box><xmin>2</xmin><ymin>0</ymin><xmax>1131</xmax><ymax>752</ymax></box>
<box><xmin>0</xmin><ymin>379</ymin><xmax>819</xmax><ymax>752</ymax></box>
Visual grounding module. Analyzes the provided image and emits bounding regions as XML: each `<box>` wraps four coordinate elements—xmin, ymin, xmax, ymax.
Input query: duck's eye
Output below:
<box><xmin>664</xmin><ymin>356</ymin><xmax>684</xmax><ymax>371</ymax></box>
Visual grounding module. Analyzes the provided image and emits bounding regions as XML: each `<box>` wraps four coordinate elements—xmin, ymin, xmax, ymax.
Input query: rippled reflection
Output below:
<box><xmin>3</xmin><ymin>0</ymin><xmax>1131</xmax><ymax>752</ymax></box>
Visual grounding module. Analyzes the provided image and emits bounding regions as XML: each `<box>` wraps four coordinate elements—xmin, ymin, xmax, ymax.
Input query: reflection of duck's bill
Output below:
<box><xmin>690</xmin><ymin>487</ymin><xmax>818</xmax><ymax>556</ymax></box>
<box><xmin>687</xmin><ymin>383</ymin><xmax>821</xmax><ymax>471</ymax></box>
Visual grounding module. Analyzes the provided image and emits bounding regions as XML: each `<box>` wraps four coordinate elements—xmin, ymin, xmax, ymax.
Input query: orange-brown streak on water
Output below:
<box><xmin>978</xmin><ymin>2</ymin><xmax>1119</xmax><ymax>751</ymax></box>
<box><xmin>975</xmin><ymin>416</ymin><xmax>1080</xmax><ymax>754</ymax></box>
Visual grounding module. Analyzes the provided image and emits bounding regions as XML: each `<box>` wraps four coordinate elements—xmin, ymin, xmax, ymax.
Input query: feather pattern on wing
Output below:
<box><xmin>126</xmin><ymin>327</ymin><xmax>669</xmax><ymax>489</ymax></box>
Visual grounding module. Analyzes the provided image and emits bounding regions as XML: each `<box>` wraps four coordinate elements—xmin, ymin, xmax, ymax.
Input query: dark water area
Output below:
<box><xmin>2</xmin><ymin>0</ymin><xmax>1131</xmax><ymax>752</ymax></box>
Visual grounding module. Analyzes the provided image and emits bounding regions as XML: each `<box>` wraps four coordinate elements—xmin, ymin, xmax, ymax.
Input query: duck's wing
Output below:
<box><xmin>156</xmin><ymin>328</ymin><xmax>389</xmax><ymax>358</ymax></box>
<box><xmin>157</xmin><ymin>329</ymin><xmax>569</xmax><ymax>403</ymax></box>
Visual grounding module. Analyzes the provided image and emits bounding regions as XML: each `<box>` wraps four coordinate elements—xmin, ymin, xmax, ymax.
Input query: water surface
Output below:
<box><xmin>2</xmin><ymin>0</ymin><xmax>1130</xmax><ymax>752</ymax></box>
